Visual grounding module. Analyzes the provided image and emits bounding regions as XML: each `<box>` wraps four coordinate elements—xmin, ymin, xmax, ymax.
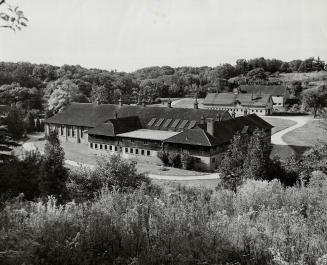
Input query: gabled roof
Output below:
<box><xmin>164</xmin><ymin>128</ymin><xmax>219</xmax><ymax>147</ymax></box>
<box><xmin>203</xmin><ymin>93</ymin><xmax>272</xmax><ymax>107</ymax></box>
<box><xmin>45</xmin><ymin>103</ymin><xmax>231</xmax><ymax>128</ymax></box>
<box><xmin>239</xmin><ymin>85</ymin><xmax>287</xmax><ymax>96</ymax></box>
<box><xmin>87</xmin><ymin>116</ymin><xmax>141</xmax><ymax>137</ymax></box>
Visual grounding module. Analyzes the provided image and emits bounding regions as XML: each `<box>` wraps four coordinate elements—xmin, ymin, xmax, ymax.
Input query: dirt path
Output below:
<box><xmin>268</xmin><ymin>116</ymin><xmax>313</xmax><ymax>145</ymax></box>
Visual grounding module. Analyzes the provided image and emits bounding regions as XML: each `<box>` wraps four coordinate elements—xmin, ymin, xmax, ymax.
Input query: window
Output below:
<box><xmin>130</xmin><ymin>139</ymin><xmax>134</xmax><ymax>143</ymax></box>
<box><xmin>100</xmin><ymin>144</ymin><xmax>103</xmax><ymax>150</ymax></box>
<box><xmin>104</xmin><ymin>145</ymin><xmax>107</xmax><ymax>150</ymax></box>
<box><xmin>114</xmin><ymin>146</ymin><xmax>118</xmax><ymax>151</ymax></box>
<box><xmin>130</xmin><ymin>148</ymin><xmax>134</xmax><ymax>154</ymax></box>
<box><xmin>72</xmin><ymin>127</ymin><xmax>75</xmax><ymax>137</ymax></box>
<box><xmin>90</xmin><ymin>143</ymin><xmax>93</xmax><ymax>149</ymax></box>
<box><xmin>109</xmin><ymin>145</ymin><xmax>113</xmax><ymax>151</ymax></box>
<box><xmin>143</xmin><ymin>140</ymin><xmax>148</xmax><ymax>145</ymax></box>
<box><xmin>60</xmin><ymin>126</ymin><xmax>64</xmax><ymax>136</ymax></box>
<box><xmin>147</xmin><ymin>150</ymin><xmax>150</xmax><ymax>156</ymax></box>
<box><xmin>95</xmin><ymin>144</ymin><xmax>98</xmax><ymax>149</ymax></box>
<box><xmin>67</xmin><ymin>126</ymin><xmax>70</xmax><ymax>136</ymax></box>
<box><xmin>125</xmin><ymin>147</ymin><xmax>129</xmax><ymax>153</ymax></box>
<box><xmin>80</xmin><ymin>127</ymin><xmax>84</xmax><ymax>138</ymax></box>
<box><xmin>135</xmin><ymin>149</ymin><xmax>139</xmax><ymax>155</ymax></box>
<box><xmin>260</xmin><ymin>110</ymin><xmax>262</xmax><ymax>113</ymax></box>
<box><xmin>141</xmin><ymin>150</ymin><xmax>145</xmax><ymax>155</ymax></box>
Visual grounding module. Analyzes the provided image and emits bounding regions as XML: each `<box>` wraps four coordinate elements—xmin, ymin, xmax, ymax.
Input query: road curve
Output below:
<box><xmin>268</xmin><ymin>116</ymin><xmax>313</xmax><ymax>145</ymax></box>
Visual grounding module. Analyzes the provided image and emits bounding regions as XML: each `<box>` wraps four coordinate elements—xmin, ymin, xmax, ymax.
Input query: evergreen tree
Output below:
<box><xmin>23</xmin><ymin>111</ymin><xmax>35</xmax><ymax>133</ymax></box>
<box><xmin>6</xmin><ymin>106</ymin><xmax>24</xmax><ymax>139</ymax></box>
<box><xmin>39</xmin><ymin>131</ymin><xmax>68</xmax><ymax>200</ymax></box>
<box><xmin>219</xmin><ymin>132</ymin><xmax>249</xmax><ymax>191</ymax></box>
<box><xmin>243</xmin><ymin>129</ymin><xmax>271</xmax><ymax>180</ymax></box>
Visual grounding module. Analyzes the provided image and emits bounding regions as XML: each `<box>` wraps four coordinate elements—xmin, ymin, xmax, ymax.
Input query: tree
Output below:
<box><xmin>246</xmin><ymin>68</ymin><xmax>268</xmax><ymax>84</ymax></box>
<box><xmin>92</xmin><ymin>154</ymin><xmax>149</xmax><ymax>191</ymax></box>
<box><xmin>0</xmin><ymin>0</ymin><xmax>28</xmax><ymax>31</ymax></box>
<box><xmin>243</xmin><ymin>129</ymin><xmax>271</xmax><ymax>180</ymax></box>
<box><xmin>6</xmin><ymin>105</ymin><xmax>24</xmax><ymax>139</ymax></box>
<box><xmin>39</xmin><ymin>131</ymin><xmax>68</xmax><ymax>199</ymax></box>
<box><xmin>219</xmin><ymin>132</ymin><xmax>249</xmax><ymax>191</ymax></box>
<box><xmin>23</xmin><ymin>111</ymin><xmax>35</xmax><ymax>133</ymax></box>
<box><xmin>302</xmin><ymin>86</ymin><xmax>327</xmax><ymax>118</ymax></box>
<box><xmin>91</xmin><ymin>85</ymin><xmax>113</xmax><ymax>104</ymax></box>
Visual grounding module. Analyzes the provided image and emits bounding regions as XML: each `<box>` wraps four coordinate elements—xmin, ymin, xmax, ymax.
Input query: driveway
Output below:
<box><xmin>268</xmin><ymin>115</ymin><xmax>313</xmax><ymax>145</ymax></box>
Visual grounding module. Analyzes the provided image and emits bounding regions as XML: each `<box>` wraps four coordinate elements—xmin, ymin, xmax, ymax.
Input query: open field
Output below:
<box><xmin>261</xmin><ymin>117</ymin><xmax>297</xmax><ymax>134</ymax></box>
<box><xmin>278</xmin><ymin>71</ymin><xmax>327</xmax><ymax>82</ymax></box>
<box><xmin>283</xmin><ymin>119</ymin><xmax>326</xmax><ymax>146</ymax></box>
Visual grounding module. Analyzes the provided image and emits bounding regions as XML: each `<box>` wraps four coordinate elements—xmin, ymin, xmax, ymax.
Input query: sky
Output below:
<box><xmin>0</xmin><ymin>0</ymin><xmax>326</xmax><ymax>72</ymax></box>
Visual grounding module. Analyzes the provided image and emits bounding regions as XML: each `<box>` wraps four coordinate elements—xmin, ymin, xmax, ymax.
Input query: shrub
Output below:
<box><xmin>181</xmin><ymin>152</ymin><xmax>195</xmax><ymax>170</ymax></box>
<box><xmin>157</xmin><ymin>150</ymin><xmax>169</xmax><ymax>166</ymax></box>
<box><xmin>168</xmin><ymin>152</ymin><xmax>181</xmax><ymax>168</ymax></box>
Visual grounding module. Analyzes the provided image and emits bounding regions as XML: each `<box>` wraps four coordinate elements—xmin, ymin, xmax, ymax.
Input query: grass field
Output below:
<box><xmin>261</xmin><ymin>117</ymin><xmax>297</xmax><ymax>134</ymax></box>
<box><xmin>278</xmin><ymin>71</ymin><xmax>327</xmax><ymax>82</ymax></box>
<box><xmin>283</xmin><ymin>120</ymin><xmax>326</xmax><ymax>146</ymax></box>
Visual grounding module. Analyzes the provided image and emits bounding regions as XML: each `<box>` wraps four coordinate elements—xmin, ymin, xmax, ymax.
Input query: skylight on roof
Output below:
<box><xmin>155</xmin><ymin>118</ymin><xmax>164</xmax><ymax>127</ymax></box>
<box><xmin>178</xmin><ymin>120</ymin><xmax>189</xmax><ymax>129</ymax></box>
<box><xmin>170</xmin><ymin>119</ymin><xmax>180</xmax><ymax>128</ymax></box>
<box><xmin>147</xmin><ymin>118</ymin><xmax>156</xmax><ymax>127</ymax></box>
<box><xmin>162</xmin><ymin>118</ymin><xmax>172</xmax><ymax>128</ymax></box>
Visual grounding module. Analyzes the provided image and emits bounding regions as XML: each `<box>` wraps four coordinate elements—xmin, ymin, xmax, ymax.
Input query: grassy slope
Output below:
<box><xmin>278</xmin><ymin>71</ymin><xmax>327</xmax><ymax>82</ymax></box>
<box><xmin>283</xmin><ymin>120</ymin><xmax>327</xmax><ymax>146</ymax></box>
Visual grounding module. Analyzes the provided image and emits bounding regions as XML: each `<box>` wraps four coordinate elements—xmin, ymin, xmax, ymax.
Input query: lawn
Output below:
<box><xmin>283</xmin><ymin>120</ymin><xmax>327</xmax><ymax>146</ymax></box>
<box><xmin>24</xmin><ymin>135</ymin><xmax>208</xmax><ymax>177</ymax></box>
<box><xmin>171</xmin><ymin>98</ymin><xmax>205</xmax><ymax>108</ymax></box>
<box><xmin>261</xmin><ymin>117</ymin><xmax>297</xmax><ymax>134</ymax></box>
<box><xmin>153</xmin><ymin>179</ymin><xmax>219</xmax><ymax>189</ymax></box>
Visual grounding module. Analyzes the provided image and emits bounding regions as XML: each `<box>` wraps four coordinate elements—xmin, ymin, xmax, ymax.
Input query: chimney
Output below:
<box><xmin>167</xmin><ymin>98</ymin><xmax>172</xmax><ymax>108</ymax></box>
<box><xmin>216</xmin><ymin>113</ymin><xmax>221</xmax><ymax>121</ymax></box>
<box><xmin>244</xmin><ymin>108</ymin><xmax>248</xmax><ymax>116</ymax></box>
<box><xmin>194</xmin><ymin>97</ymin><xmax>199</xmax><ymax>109</ymax></box>
<box><xmin>118</xmin><ymin>97</ymin><xmax>123</xmax><ymax>106</ymax></box>
<box><xmin>206</xmin><ymin>118</ymin><xmax>215</xmax><ymax>136</ymax></box>
<box><xmin>200</xmin><ymin>114</ymin><xmax>206</xmax><ymax>124</ymax></box>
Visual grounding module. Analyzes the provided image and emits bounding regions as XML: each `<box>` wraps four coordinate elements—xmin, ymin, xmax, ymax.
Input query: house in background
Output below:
<box><xmin>202</xmin><ymin>92</ymin><xmax>273</xmax><ymax>116</ymax></box>
<box><xmin>238</xmin><ymin>85</ymin><xmax>290</xmax><ymax>109</ymax></box>
<box><xmin>45</xmin><ymin>102</ymin><xmax>272</xmax><ymax>171</ymax></box>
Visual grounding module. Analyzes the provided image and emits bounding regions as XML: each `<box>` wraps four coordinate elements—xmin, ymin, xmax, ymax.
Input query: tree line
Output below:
<box><xmin>0</xmin><ymin>57</ymin><xmax>325</xmax><ymax>116</ymax></box>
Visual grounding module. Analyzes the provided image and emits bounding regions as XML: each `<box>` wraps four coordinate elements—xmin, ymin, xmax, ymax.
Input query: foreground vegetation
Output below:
<box><xmin>1</xmin><ymin>173</ymin><xmax>327</xmax><ymax>265</ymax></box>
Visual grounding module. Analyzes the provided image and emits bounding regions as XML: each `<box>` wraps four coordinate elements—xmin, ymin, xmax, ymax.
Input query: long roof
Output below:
<box><xmin>203</xmin><ymin>93</ymin><xmax>272</xmax><ymax>107</ymax></box>
<box><xmin>239</xmin><ymin>85</ymin><xmax>287</xmax><ymax>96</ymax></box>
<box><xmin>45</xmin><ymin>103</ymin><xmax>231</xmax><ymax>127</ymax></box>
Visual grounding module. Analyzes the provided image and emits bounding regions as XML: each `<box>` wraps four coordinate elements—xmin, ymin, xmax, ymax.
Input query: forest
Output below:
<box><xmin>0</xmin><ymin>56</ymin><xmax>325</xmax><ymax>117</ymax></box>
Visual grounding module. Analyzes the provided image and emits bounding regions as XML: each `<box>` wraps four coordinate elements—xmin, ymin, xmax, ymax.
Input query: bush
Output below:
<box><xmin>181</xmin><ymin>153</ymin><xmax>195</xmax><ymax>170</ymax></box>
<box><xmin>3</xmin><ymin>177</ymin><xmax>327</xmax><ymax>264</ymax></box>
<box><xmin>157</xmin><ymin>150</ymin><xmax>169</xmax><ymax>166</ymax></box>
<box><xmin>168</xmin><ymin>152</ymin><xmax>181</xmax><ymax>168</ymax></box>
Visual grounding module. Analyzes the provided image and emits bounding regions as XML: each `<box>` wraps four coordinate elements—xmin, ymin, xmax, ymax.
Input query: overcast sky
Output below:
<box><xmin>0</xmin><ymin>0</ymin><xmax>326</xmax><ymax>72</ymax></box>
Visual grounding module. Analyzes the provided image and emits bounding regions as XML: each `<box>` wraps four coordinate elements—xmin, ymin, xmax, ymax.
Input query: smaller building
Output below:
<box><xmin>238</xmin><ymin>85</ymin><xmax>290</xmax><ymax>109</ymax></box>
<box><xmin>203</xmin><ymin>92</ymin><xmax>273</xmax><ymax>116</ymax></box>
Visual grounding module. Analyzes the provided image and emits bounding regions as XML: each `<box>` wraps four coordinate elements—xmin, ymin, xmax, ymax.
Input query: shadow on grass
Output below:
<box><xmin>271</xmin><ymin>144</ymin><xmax>310</xmax><ymax>160</ymax></box>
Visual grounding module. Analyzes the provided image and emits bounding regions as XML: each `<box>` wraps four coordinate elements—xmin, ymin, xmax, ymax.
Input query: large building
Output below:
<box><xmin>238</xmin><ymin>85</ymin><xmax>290</xmax><ymax>109</ymax></box>
<box><xmin>45</xmin><ymin>102</ymin><xmax>272</xmax><ymax>171</ymax></box>
<box><xmin>203</xmin><ymin>92</ymin><xmax>273</xmax><ymax>116</ymax></box>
